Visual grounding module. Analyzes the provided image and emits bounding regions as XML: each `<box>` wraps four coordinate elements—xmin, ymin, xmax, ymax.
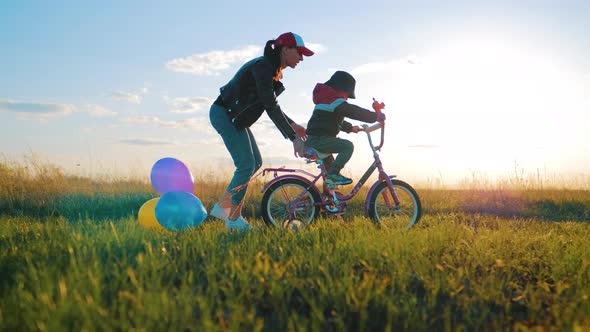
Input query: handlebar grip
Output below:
<box><xmin>372</xmin><ymin>98</ymin><xmax>385</xmax><ymax>114</ymax></box>
<box><xmin>363</xmin><ymin>122</ymin><xmax>384</xmax><ymax>133</ymax></box>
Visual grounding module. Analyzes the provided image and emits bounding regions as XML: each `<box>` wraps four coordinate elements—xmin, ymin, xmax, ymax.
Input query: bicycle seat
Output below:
<box><xmin>302</xmin><ymin>146</ymin><xmax>330</xmax><ymax>161</ymax></box>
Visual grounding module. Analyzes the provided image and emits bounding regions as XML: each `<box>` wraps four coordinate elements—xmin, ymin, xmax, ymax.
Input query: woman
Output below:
<box><xmin>209</xmin><ymin>32</ymin><xmax>313</xmax><ymax>230</ymax></box>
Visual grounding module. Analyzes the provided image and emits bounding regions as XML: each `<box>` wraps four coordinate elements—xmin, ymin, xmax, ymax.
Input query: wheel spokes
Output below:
<box><xmin>375</xmin><ymin>185</ymin><xmax>417</xmax><ymax>227</ymax></box>
<box><xmin>267</xmin><ymin>183</ymin><xmax>315</xmax><ymax>226</ymax></box>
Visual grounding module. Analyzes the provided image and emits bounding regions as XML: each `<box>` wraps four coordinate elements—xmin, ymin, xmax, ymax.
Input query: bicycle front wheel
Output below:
<box><xmin>368</xmin><ymin>179</ymin><xmax>422</xmax><ymax>228</ymax></box>
<box><xmin>261</xmin><ymin>178</ymin><xmax>321</xmax><ymax>228</ymax></box>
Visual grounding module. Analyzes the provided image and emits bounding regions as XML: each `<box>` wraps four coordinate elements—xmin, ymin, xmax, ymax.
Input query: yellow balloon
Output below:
<box><xmin>138</xmin><ymin>198</ymin><xmax>165</xmax><ymax>231</ymax></box>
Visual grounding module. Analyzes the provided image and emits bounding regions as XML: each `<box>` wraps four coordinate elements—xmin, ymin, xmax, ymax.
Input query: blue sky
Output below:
<box><xmin>1</xmin><ymin>0</ymin><xmax>589</xmax><ymax>185</ymax></box>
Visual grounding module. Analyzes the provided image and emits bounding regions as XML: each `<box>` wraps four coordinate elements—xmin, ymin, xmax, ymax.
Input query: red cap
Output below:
<box><xmin>274</xmin><ymin>32</ymin><xmax>314</xmax><ymax>56</ymax></box>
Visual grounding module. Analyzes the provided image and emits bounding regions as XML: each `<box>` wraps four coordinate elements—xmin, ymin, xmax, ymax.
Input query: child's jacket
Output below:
<box><xmin>306</xmin><ymin>83</ymin><xmax>379</xmax><ymax>137</ymax></box>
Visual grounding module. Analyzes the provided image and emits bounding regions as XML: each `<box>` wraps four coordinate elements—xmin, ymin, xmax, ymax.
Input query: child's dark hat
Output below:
<box><xmin>324</xmin><ymin>71</ymin><xmax>356</xmax><ymax>99</ymax></box>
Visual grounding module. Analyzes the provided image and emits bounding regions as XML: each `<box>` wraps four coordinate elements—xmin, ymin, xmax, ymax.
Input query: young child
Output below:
<box><xmin>305</xmin><ymin>71</ymin><xmax>385</xmax><ymax>185</ymax></box>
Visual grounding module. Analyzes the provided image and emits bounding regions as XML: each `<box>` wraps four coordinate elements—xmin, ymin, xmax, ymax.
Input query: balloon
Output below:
<box><xmin>150</xmin><ymin>157</ymin><xmax>194</xmax><ymax>194</ymax></box>
<box><xmin>155</xmin><ymin>191</ymin><xmax>207</xmax><ymax>231</ymax></box>
<box><xmin>137</xmin><ymin>197</ymin><xmax>165</xmax><ymax>231</ymax></box>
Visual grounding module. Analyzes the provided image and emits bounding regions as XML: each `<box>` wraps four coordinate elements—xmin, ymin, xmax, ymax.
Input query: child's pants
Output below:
<box><xmin>306</xmin><ymin>135</ymin><xmax>354</xmax><ymax>175</ymax></box>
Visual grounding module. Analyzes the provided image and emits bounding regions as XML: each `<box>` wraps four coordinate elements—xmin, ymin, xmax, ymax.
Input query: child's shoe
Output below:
<box><xmin>326</xmin><ymin>173</ymin><xmax>353</xmax><ymax>185</ymax></box>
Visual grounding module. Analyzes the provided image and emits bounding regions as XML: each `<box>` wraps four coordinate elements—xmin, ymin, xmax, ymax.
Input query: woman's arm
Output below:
<box><xmin>251</xmin><ymin>61</ymin><xmax>297</xmax><ymax>141</ymax></box>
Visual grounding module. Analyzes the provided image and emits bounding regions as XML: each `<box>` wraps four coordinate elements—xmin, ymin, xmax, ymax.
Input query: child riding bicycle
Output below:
<box><xmin>305</xmin><ymin>71</ymin><xmax>386</xmax><ymax>185</ymax></box>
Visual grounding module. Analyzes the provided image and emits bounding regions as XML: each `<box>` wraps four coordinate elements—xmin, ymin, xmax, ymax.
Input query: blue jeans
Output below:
<box><xmin>209</xmin><ymin>103</ymin><xmax>262</xmax><ymax>206</ymax></box>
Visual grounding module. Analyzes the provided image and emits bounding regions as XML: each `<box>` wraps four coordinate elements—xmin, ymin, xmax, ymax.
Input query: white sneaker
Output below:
<box><xmin>225</xmin><ymin>216</ymin><xmax>252</xmax><ymax>231</ymax></box>
<box><xmin>210</xmin><ymin>203</ymin><xmax>229</xmax><ymax>220</ymax></box>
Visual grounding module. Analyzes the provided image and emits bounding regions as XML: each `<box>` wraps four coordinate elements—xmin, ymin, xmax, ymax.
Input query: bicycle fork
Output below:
<box><xmin>381</xmin><ymin>174</ymin><xmax>401</xmax><ymax>209</ymax></box>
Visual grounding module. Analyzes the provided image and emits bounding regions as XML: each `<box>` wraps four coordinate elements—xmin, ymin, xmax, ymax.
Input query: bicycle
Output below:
<box><xmin>259</xmin><ymin>99</ymin><xmax>422</xmax><ymax>229</ymax></box>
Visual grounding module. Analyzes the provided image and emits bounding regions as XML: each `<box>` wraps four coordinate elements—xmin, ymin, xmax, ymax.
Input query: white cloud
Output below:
<box><xmin>118</xmin><ymin>138</ymin><xmax>178</xmax><ymax>146</ymax></box>
<box><xmin>0</xmin><ymin>99</ymin><xmax>75</xmax><ymax>121</ymax></box>
<box><xmin>0</xmin><ymin>99</ymin><xmax>120</xmax><ymax>121</ymax></box>
<box><xmin>180</xmin><ymin>136</ymin><xmax>222</xmax><ymax>146</ymax></box>
<box><xmin>163</xmin><ymin>96</ymin><xmax>213</xmax><ymax>114</ymax></box>
<box><xmin>305</xmin><ymin>43</ymin><xmax>327</xmax><ymax>54</ymax></box>
<box><xmin>165</xmin><ymin>43</ymin><xmax>326</xmax><ymax>76</ymax></box>
<box><xmin>84</xmin><ymin>104</ymin><xmax>117</xmax><ymax>117</ymax></box>
<box><xmin>122</xmin><ymin>136</ymin><xmax>221</xmax><ymax>148</ymax></box>
<box><xmin>350</xmin><ymin>55</ymin><xmax>417</xmax><ymax>75</ymax></box>
<box><xmin>122</xmin><ymin>115</ymin><xmax>158</xmax><ymax>124</ymax></box>
<box><xmin>121</xmin><ymin>115</ymin><xmax>209</xmax><ymax>131</ymax></box>
<box><xmin>166</xmin><ymin>45</ymin><xmax>261</xmax><ymax>75</ymax></box>
<box><xmin>109</xmin><ymin>91</ymin><xmax>142</xmax><ymax>103</ymax></box>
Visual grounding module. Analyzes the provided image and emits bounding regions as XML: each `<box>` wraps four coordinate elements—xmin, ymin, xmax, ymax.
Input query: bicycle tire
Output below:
<box><xmin>367</xmin><ymin>179</ymin><xmax>422</xmax><ymax>228</ymax></box>
<box><xmin>261</xmin><ymin>178</ymin><xmax>321</xmax><ymax>228</ymax></box>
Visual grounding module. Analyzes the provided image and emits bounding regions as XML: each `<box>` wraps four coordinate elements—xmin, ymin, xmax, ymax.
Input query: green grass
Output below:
<box><xmin>1</xmin><ymin>160</ymin><xmax>590</xmax><ymax>331</ymax></box>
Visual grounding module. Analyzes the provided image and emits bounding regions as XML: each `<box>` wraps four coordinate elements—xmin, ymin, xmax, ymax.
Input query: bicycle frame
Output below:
<box><xmin>261</xmin><ymin>100</ymin><xmax>402</xmax><ymax>217</ymax></box>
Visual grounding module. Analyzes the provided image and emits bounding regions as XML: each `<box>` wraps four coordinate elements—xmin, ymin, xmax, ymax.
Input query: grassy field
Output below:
<box><xmin>1</xmin><ymin>160</ymin><xmax>589</xmax><ymax>331</ymax></box>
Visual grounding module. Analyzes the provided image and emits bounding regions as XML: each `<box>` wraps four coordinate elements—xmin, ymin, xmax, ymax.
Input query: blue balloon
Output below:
<box><xmin>155</xmin><ymin>191</ymin><xmax>207</xmax><ymax>231</ymax></box>
<box><xmin>150</xmin><ymin>157</ymin><xmax>194</xmax><ymax>194</ymax></box>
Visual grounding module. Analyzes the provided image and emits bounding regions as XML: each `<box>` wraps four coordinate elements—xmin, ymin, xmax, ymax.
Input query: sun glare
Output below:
<box><xmin>352</xmin><ymin>37</ymin><xmax>589</xmax><ymax>184</ymax></box>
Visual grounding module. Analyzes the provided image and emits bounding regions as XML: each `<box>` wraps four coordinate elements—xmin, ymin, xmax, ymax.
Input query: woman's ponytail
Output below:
<box><xmin>264</xmin><ymin>39</ymin><xmax>283</xmax><ymax>80</ymax></box>
<box><xmin>264</xmin><ymin>40</ymin><xmax>276</xmax><ymax>57</ymax></box>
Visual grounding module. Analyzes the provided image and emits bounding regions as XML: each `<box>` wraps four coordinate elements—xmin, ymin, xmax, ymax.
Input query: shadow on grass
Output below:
<box><xmin>0</xmin><ymin>192</ymin><xmax>156</xmax><ymax>222</ymax></box>
<box><xmin>2</xmin><ymin>189</ymin><xmax>589</xmax><ymax>223</ymax></box>
<box><xmin>531</xmin><ymin>200</ymin><xmax>590</xmax><ymax>222</ymax></box>
<box><xmin>454</xmin><ymin>198</ymin><xmax>589</xmax><ymax>222</ymax></box>
<box><xmin>420</xmin><ymin>189</ymin><xmax>590</xmax><ymax>222</ymax></box>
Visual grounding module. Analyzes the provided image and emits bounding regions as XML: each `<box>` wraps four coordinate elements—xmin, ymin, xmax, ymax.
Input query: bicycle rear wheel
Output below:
<box><xmin>368</xmin><ymin>179</ymin><xmax>421</xmax><ymax>228</ymax></box>
<box><xmin>261</xmin><ymin>178</ymin><xmax>321</xmax><ymax>227</ymax></box>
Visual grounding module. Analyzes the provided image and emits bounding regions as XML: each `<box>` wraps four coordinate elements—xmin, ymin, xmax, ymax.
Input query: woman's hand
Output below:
<box><xmin>351</xmin><ymin>126</ymin><xmax>361</xmax><ymax>133</ymax></box>
<box><xmin>292</xmin><ymin>137</ymin><xmax>306</xmax><ymax>158</ymax></box>
<box><xmin>291</xmin><ymin>123</ymin><xmax>307</xmax><ymax>141</ymax></box>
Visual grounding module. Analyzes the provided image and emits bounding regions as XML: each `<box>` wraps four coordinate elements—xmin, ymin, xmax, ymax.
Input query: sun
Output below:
<box><xmin>351</xmin><ymin>36</ymin><xmax>588</xmax><ymax>183</ymax></box>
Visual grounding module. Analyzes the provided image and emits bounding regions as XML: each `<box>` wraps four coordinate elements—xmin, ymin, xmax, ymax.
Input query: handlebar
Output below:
<box><xmin>361</xmin><ymin>98</ymin><xmax>386</xmax><ymax>151</ymax></box>
<box><xmin>362</xmin><ymin>121</ymin><xmax>385</xmax><ymax>152</ymax></box>
<box><xmin>363</xmin><ymin>122</ymin><xmax>384</xmax><ymax>133</ymax></box>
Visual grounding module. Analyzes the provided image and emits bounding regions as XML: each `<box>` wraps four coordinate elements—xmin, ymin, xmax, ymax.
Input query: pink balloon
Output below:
<box><xmin>150</xmin><ymin>157</ymin><xmax>194</xmax><ymax>194</ymax></box>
